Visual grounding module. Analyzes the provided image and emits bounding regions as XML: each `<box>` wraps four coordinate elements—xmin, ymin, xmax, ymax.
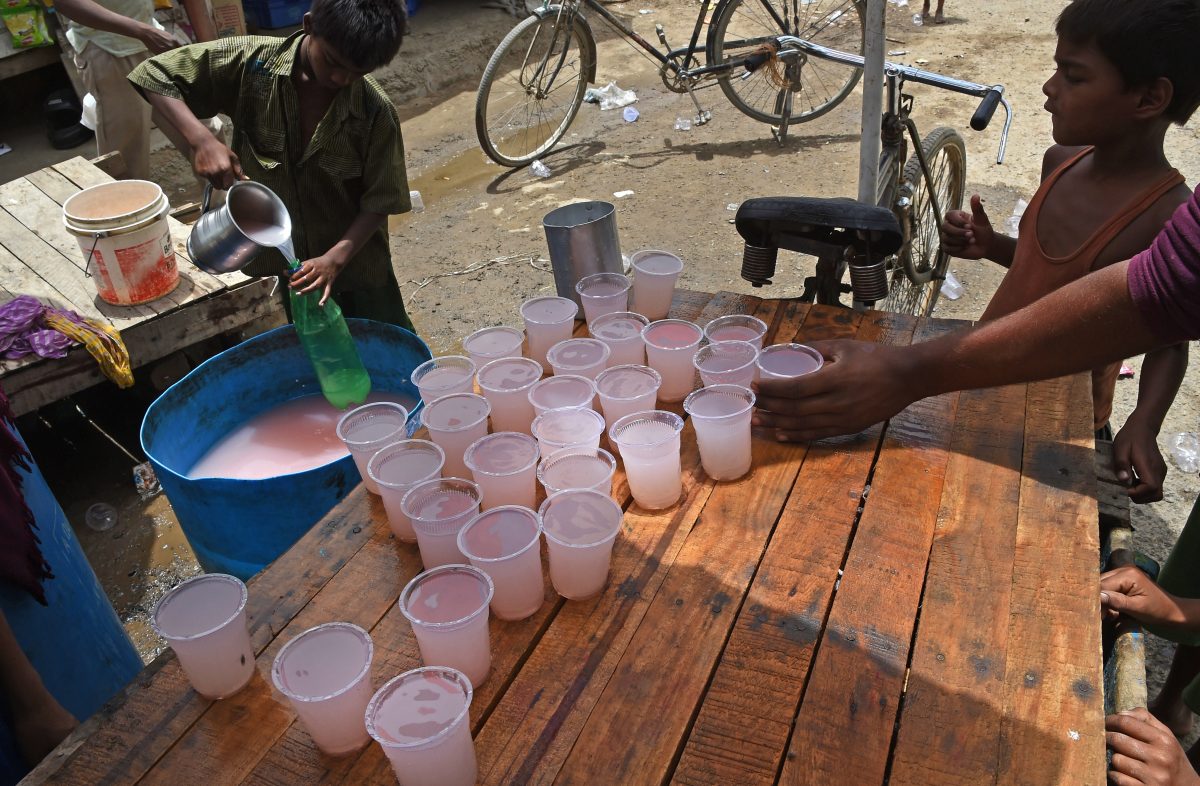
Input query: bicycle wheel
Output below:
<box><xmin>879</xmin><ymin>126</ymin><xmax>965</xmax><ymax>317</ymax></box>
<box><xmin>707</xmin><ymin>0</ymin><xmax>863</xmax><ymax>126</ymax></box>
<box><xmin>476</xmin><ymin>11</ymin><xmax>593</xmax><ymax>167</ymax></box>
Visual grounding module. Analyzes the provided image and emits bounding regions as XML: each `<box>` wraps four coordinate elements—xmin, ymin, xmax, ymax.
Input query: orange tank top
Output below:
<box><xmin>980</xmin><ymin>147</ymin><xmax>1184</xmax><ymax>429</ymax></box>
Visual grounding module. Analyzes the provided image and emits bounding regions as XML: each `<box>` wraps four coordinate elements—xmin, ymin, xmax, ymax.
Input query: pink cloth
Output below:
<box><xmin>0</xmin><ymin>296</ymin><xmax>77</xmax><ymax>360</ymax></box>
<box><xmin>1128</xmin><ymin>186</ymin><xmax>1200</xmax><ymax>342</ymax></box>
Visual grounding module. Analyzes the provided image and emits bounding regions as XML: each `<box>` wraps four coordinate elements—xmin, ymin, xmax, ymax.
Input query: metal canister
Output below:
<box><xmin>542</xmin><ymin>201</ymin><xmax>623</xmax><ymax>311</ymax></box>
<box><xmin>186</xmin><ymin>181</ymin><xmax>292</xmax><ymax>274</ymax></box>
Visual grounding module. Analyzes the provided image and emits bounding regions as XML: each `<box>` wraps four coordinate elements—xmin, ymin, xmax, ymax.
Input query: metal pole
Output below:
<box><xmin>858</xmin><ymin>0</ymin><xmax>885</xmax><ymax>204</ymax></box>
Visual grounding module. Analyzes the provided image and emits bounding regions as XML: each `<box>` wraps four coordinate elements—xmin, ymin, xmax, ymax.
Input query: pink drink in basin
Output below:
<box><xmin>400</xmin><ymin>565</ymin><xmax>494</xmax><ymax>687</ymax></box>
<box><xmin>366</xmin><ymin>667</ymin><xmax>477</xmax><ymax>786</ymax></box>
<box><xmin>476</xmin><ymin>357</ymin><xmax>542</xmax><ymax>434</ymax></box>
<box><xmin>594</xmin><ymin>364</ymin><xmax>661</xmax><ymax>429</ymax></box>
<box><xmin>188</xmin><ymin>391</ymin><xmax>417</xmax><ymax>480</ymax></box>
<box><xmin>151</xmin><ymin>573</ymin><xmax>255</xmax><ymax>699</ymax></box>
<box><xmin>401</xmin><ymin>477</ymin><xmax>482</xmax><ymax>567</ymax></box>
<box><xmin>588</xmin><ymin>311</ymin><xmax>649</xmax><ymax>367</ymax></box>
<box><xmin>545</xmin><ymin>338</ymin><xmax>610</xmax><ymax>380</ymax></box>
<box><xmin>457</xmin><ymin>506</ymin><xmax>544</xmax><ymax>621</ymax></box>
<box><xmin>528</xmin><ymin>374</ymin><xmax>596</xmax><ymax>417</ymax></box>
<box><xmin>368</xmin><ymin>439</ymin><xmax>445</xmax><ymax>542</ymax></box>
<box><xmin>755</xmin><ymin>343</ymin><xmax>824</xmax><ymax>379</ymax></box>
<box><xmin>271</xmin><ymin>622</ymin><xmax>375</xmax><ymax>756</ymax></box>
<box><xmin>703</xmin><ymin>314</ymin><xmax>769</xmax><ymax>349</ymax></box>
<box><xmin>538</xmin><ymin>489</ymin><xmax>622</xmax><ymax>599</ymax></box>
<box><xmin>463</xmin><ymin>432</ymin><xmax>540</xmax><ymax>510</ymax></box>
<box><xmin>642</xmin><ymin>320</ymin><xmax>703</xmax><ymax>403</ymax></box>
<box><xmin>520</xmin><ymin>296</ymin><xmax>577</xmax><ymax>366</ymax></box>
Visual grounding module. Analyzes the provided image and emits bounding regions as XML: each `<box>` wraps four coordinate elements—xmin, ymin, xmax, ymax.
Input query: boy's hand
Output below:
<box><xmin>192</xmin><ymin>137</ymin><xmax>246</xmax><ymax>190</ymax></box>
<box><xmin>290</xmin><ymin>253</ymin><xmax>346</xmax><ymax>306</ymax></box>
<box><xmin>1113</xmin><ymin>416</ymin><xmax>1167</xmax><ymax>502</ymax></box>
<box><xmin>1106</xmin><ymin>708</ymin><xmax>1200</xmax><ymax>786</ymax></box>
<box><xmin>941</xmin><ymin>194</ymin><xmax>995</xmax><ymax>260</ymax></box>
<box><xmin>137</xmin><ymin>23</ymin><xmax>179</xmax><ymax>54</ymax></box>
<box><xmin>1100</xmin><ymin>566</ymin><xmax>1186</xmax><ymax>626</ymax></box>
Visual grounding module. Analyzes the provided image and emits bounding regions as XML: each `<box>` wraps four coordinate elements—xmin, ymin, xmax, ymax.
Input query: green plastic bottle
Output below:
<box><xmin>287</xmin><ymin>261</ymin><xmax>372</xmax><ymax>409</ymax></box>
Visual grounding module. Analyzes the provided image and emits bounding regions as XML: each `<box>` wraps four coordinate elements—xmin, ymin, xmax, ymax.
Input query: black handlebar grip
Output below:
<box><xmin>970</xmin><ymin>88</ymin><xmax>1002</xmax><ymax>131</ymax></box>
<box><xmin>742</xmin><ymin>51</ymin><xmax>771</xmax><ymax>73</ymax></box>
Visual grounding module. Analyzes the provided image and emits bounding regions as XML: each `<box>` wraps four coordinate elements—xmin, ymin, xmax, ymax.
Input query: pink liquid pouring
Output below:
<box><xmin>368</xmin><ymin>670</ymin><xmax>476</xmax><ymax>786</ymax></box>
<box><xmin>189</xmin><ymin>392</ymin><xmax>416</xmax><ymax>480</ymax></box>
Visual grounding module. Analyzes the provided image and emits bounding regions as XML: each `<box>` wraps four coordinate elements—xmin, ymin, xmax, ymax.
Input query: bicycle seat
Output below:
<box><xmin>735</xmin><ymin>196</ymin><xmax>903</xmax><ymax>255</ymax></box>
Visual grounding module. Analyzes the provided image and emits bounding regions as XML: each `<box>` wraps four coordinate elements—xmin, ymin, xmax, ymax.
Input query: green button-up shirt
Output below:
<box><xmin>129</xmin><ymin>33</ymin><xmax>411</xmax><ymax>291</ymax></box>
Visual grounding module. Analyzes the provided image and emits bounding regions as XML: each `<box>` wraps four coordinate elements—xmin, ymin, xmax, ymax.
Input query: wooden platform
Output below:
<box><xmin>0</xmin><ymin>157</ymin><xmax>283</xmax><ymax>415</ymax></box>
<box><xmin>23</xmin><ymin>291</ymin><xmax>1105</xmax><ymax>785</ymax></box>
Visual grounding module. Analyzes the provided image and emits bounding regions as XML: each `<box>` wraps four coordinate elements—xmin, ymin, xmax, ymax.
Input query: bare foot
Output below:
<box><xmin>934</xmin><ymin>12</ymin><xmax>946</xmax><ymax>23</ymax></box>
<box><xmin>1151</xmin><ymin>692</ymin><xmax>1196</xmax><ymax>738</ymax></box>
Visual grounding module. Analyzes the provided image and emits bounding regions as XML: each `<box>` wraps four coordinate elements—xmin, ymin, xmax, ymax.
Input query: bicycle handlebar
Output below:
<box><xmin>772</xmin><ymin>35</ymin><xmax>1012</xmax><ymax>164</ymax></box>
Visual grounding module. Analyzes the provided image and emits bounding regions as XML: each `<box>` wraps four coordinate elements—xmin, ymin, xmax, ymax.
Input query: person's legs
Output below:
<box><xmin>934</xmin><ymin>0</ymin><xmax>945</xmax><ymax>23</ymax></box>
<box><xmin>1148</xmin><ymin>497</ymin><xmax>1200</xmax><ymax>735</ymax></box>
<box><xmin>74</xmin><ymin>46</ymin><xmax>152</xmax><ymax>180</ymax></box>
<box><xmin>335</xmin><ymin>268</ymin><xmax>417</xmax><ymax>334</ymax></box>
<box><xmin>1153</xmin><ymin>646</ymin><xmax>1200</xmax><ymax>736</ymax></box>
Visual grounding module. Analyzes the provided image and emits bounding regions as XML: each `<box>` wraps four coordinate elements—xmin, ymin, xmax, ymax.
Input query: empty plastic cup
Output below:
<box><xmin>537</xmin><ymin>446</ymin><xmax>617</xmax><ymax>496</ymax></box>
<box><xmin>151</xmin><ymin>573</ymin><xmax>255</xmax><ymax>699</ymax></box>
<box><xmin>456</xmin><ymin>506</ymin><xmax>544</xmax><ymax>621</ymax></box>
<box><xmin>609</xmin><ymin>410</ymin><xmax>685</xmax><ymax>510</ymax></box>
<box><xmin>531</xmin><ymin>406</ymin><xmax>606</xmax><ymax>456</ymax></box>
<box><xmin>336</xmin><ymin>402</ymin><xmax>410</xmax><ymax>495</ymax></box>
<box><xmin>366</xmin><ymin>667</ymin><xmax>477</xmax><ymax>786</ymax></box>
<box><xmin>521</xmin><ymin>296</ymin><xmax>578</xmax><ymax>366</ymax></box>
<box><xmin>462</xmin><ymin>326</ymin><xmax>524</xmax><ymax>367</ymax></box>
<box><xmin>401</xmin><ymin>477</ymin><xmax>483</xmax><ymax>568</ymax></box>
<box><xmin>538</xmin><ymin>489</ymin><xmax>623</xmax><ymax>600</ymax></box>
<box><xmin>368</xmin><ymin>439</ymin><xmax>445</xmax><ymax>542</ymax></box>
<box><xmin>476</xmin><ymin>357</ymin><xmax>543</xmax><ymax>434</ymax></box>
<box><xmin>399</xmin><ymin>565</ymin><xmax>494</xmax><ymax>687</ymax></box>
<box><xmin>693</xmin><ymin>341</ymin><xmax>759</xmax><ymax>388</ymax></box>
<box><xmin>756</xmin><ymin>343</ymin><xmax>824</xmax><ymax>380</ymax></box>
<box><xmin>642</xmin><ymin>320</ymin><xmax>703</xmax><ymax>403</ymax></box>
<box><xmin>589</xmin><ymin>311</ymin><xmax>649</xmax><ymax>367</ymax></box>
<box><xmin>421</xmin><ymin>393</ymin><xmax>491</xmax><ymax>478</ymax></box>
<box><xmin>683</xmin><ymin>385</ymin><xmax>756</xmax><ymax>481</ymax></box>
<box><xmin>703</xmin><ymin>314</ymin><xmax>769</xmax><ymax>349</ymax></box>
<box><xmin>412</xmin><ymin>356</ymin><xmax>477</xmax><ymax>406</ymax></box>
<box><xmin>528</xmin><ymin>374</ymin><xmax>597</xmax><ymax>417</ymax></box>
<box><xmin>629</xmin><ymin>250</ymin><xmax>684</xmax><ymax>320</ymax></box>
<box><xmin>463</xmin><ymin>432</ymin><xmax>540</xmax><ymax>510</ymax></box>
<box><xmin>594</xmin><ymin>364</ymin><xmax>662</xmax><ymax>429</ymax></box>
<box><xmin>575</xmin><ymin>272</ymin><xmax>632</xmax><ymax>325</ymax></box>
<box><xmin>545</xmin><ymin>338</ymin><xmax>610</xmax><ymax>380</ymax></box>
<box><xmin>271</xmin><ymin>622</ymin><xmax>375</xmax><ymax>756</ymax></box>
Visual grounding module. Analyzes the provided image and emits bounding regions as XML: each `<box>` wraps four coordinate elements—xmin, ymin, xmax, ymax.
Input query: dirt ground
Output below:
<box><xmin>57</xmin><ymin>0</ymin><xmax>1200</xmax><ymax>733</ymax></box>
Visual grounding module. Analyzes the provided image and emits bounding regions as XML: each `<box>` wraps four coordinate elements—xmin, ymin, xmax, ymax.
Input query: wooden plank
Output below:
<box><xmin>670</xmin><ymin>307</ymin><xmax>907</xmax><ymax>786</ymax></box>
<box><xmin>887</xmin><ymin>382</ymin><xmax>1027</xmax><ymax>785</ymax></box>
<box><xmin>24</xmin><ymin>167</ymin><xmax>81</xmax><ymax>205</ymax></box>
<box><xmin>89</xmin><ymin>152</ymin><xmax>127</xmax><ymax>180</ymax></box>
<box><xmin>669</xmin><ymin>288</ymin><xmax>714</xmax><ymax>324</ymax></box>
<box><xmin>0</xmin><ymin>178</ymin><xmax>112</xmax><ymax>279</ymax></box>
<box><xmin>995</xmin><ymin>374</ymin><xmax>1105</xmax><ymax>785</ymax></box>
<box><xmin>779</xmin><ymin>316</ymin><xmax>961</xmax><ymax>786</ymax></box>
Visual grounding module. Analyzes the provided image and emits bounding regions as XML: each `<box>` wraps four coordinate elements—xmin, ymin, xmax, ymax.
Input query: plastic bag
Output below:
<box><xmin>3</xmin><ymin>6</ymin><xmax>50</xmax><ymax>48</ymax></box>
<box><xmin>1168</xmin><ymin>432</ymin><xmax>1200</xmax><ymax>473</ymax></box>
<box><xmin>589</xmin><ymin>81</ymin><xmax>637</xmax><ymax>110</ymax></box>
<box><xmin>1004</xmin><ymin>197</ymin><xmax>1028</xmax><ymax>237</ymax></box>
<box><xmin>940</xmin><ymin>270</ymin><xmax>963</xmax><ymax>300</ymax></box>
<box><xmin>530</xmin><ymin>160</ymin><xmax>551</xmax><ymax>178</ymax></box>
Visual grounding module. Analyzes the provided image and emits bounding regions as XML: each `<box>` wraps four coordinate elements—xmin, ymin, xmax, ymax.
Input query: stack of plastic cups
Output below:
<box><xmin>528</xmin><ymin>374</ymin><xmax>597</xmax><ymax>417</ymax></box>
<box><xmin>367</xmin><ymin>439</ymin><xmax>445</xmax><ymax>542</ymax></box>
<box><xmin>462</xmin><ymin>325</ymin><xmax>524</xmax><ymax>368</ymax></box>
<box><xmin>456</xmin><ymin>506</ymin><xmax>545</xmax><ymax>621</ymax></box>
<box><xmin>537</xmin><ymin>446</ymin><xmax>617</xmax><ymax>496</ymax></box>
<box><xmin>538</xmin><ymin>489</ymin><xmax>623</xmax><ymax>599</ymax></box>
<box><xmin>703</xmin><ymin>314</ymin><xmax>770</xmax><ymax>349</ymax></box>
<box><xmin>365</xmin><ymin>667</ymin><xmax>477</xmax><ymax>786</ymax></box>
<box><xmin>629</xmin><ymin>250</ymin><xmax>684</xmax><ymax>320</ymax></box>
<box><xmin>412</xmin><ymin>355</ymin><xmax>477</xmax><ymax>406</ymax></box>
<box><xmin>608</xmin><ymin>411</ymin><xmax>685</xmax><ymax>510</ymax></box>
<box><xmin>463</xmin><ymin>432</ymin><xmax>540</xmax><ymax>510</ymax></box>
<box><xmin>683</xmin><ymin>385</ymin><xmax>756</xmax><ymax>481</ymax></box>
<box><xmin>151</xmin><ymin>573</ymin><xmax>255</xmax><ymax>699</ymax></box>
<box><xmin>421</xmin><ymin>393</ymin><xmax>491</xmax><ymax>477</ymax></box>
<box><xmin>399</xmin><ymin>565</ymin><xmax>494</xmax><ymax>686</ymax></box>
<box><xmin>476</xmin><ymin>357</ymin><xmax>542</xmax><ymax>434</ymax></box>
<box><xmin>692</xmin><ymin>341</ymin><xmax>759</xmax><ymax>388</ymax></box>
<box><xmin>641</xmin><ymin>320</ymin><xmax>703</xmax><ymax>403</ymax></box>
<box><xmin>531</xmin><ymin>406</ymin><xmax>606</xmax><ymax>456</ymax></box>
<box><xmin>546</xmin><ymin>338</ymin><xmax>610</xmax><ymax>380</ymax></box>
<box><xmin>755</xmin><ymin>343</ymin><xmax>824</xmax><ymax>380</ymax></box>
<box><xmin>521</xmin><ymin>296</ymin><xmax>578</xmax><ymax>367</ymax></box>
<box><xmin>575</xmin><ymin>272</ymin><xmax>632</xmax><ymax>326</ymax></box>
<box><xmin>400</xmin><ymin>477</ymin><xmax>483</xmax><ymax>567</ymax></box>
<box><xmin>594</xmin><ymin>365</ymin><xmax>662</xmax><ymax>430</ymax></box>
<box><xmin>336</xmin><ymin>402</ymin><xmax>410</xmax><ymax>494</ymax></box>
<box><xmin>588</xmin><ymin>311</ymin><xmax>649</xmax><ymax>367</ymax></box>
<box><xmin>271</xmin><ymin>622</ymin><xmax>375</xmax><ymax>756</ymax></box>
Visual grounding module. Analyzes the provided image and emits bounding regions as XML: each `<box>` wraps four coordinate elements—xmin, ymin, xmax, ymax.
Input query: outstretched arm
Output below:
<box><xmin>54</xmin><ymin>0</ymin><xmax>177</xmax><ymax>53</ymax></box>
<box><xmin>1113</xmin><ymin>343</ymin><xmax>1188</xmax><ymax>502</ymax></box>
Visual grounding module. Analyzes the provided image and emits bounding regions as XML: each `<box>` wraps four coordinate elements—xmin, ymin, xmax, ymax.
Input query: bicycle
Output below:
<box><xmin>733</xmin><ymin>35</ymin><xmax>1012</xmax><ymax>316</ymax></box>
<box><xmin>475</xmin><ymin>0</ymin><xmax>866</xmax><ymax>167</ymax></box>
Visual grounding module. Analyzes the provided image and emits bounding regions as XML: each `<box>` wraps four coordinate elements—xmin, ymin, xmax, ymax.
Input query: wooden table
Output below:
<box><xmin>24</xmin><ymin>290</ymin><xmax>1105</xmax><ymax>786</ymax></box>
<box><xmin>0</xmin><ymin>156</ymin><xmax>283</xmax><ymax>415</ymax></box>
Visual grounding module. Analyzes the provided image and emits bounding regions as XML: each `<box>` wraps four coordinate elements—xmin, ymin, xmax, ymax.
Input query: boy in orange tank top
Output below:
<box><xmin>942</xmin><ymin>0</ymin><xmax>1195</xmax><ymax>504</ymax></box>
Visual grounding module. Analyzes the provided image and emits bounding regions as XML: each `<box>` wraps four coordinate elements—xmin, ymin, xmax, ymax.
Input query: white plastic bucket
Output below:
<box><xmin>63</xmin><ymin>180</ymin><xmax>179</xmax><ymax>306</ymax></box>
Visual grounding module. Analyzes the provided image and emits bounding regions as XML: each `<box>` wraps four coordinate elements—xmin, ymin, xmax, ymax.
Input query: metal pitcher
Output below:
<box><xmin>186</xmin><ymin>181</ymin><xmax>292</xmax><ymax>274</ymax></box>
<box><xmin>542</xmin><ymin>201</ymin><xmax>623</xmax><ymax>310</ymax></box>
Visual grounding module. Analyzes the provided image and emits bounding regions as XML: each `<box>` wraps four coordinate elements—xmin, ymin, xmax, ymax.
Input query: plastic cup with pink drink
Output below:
<box><xmin>545</xmin><ymin>337</ymin><xmax>610</xmax><ymax>380</ymax></box>
<box><xmin>575</xmin><ymin>272</ymin><xmax>632</xmax><ymax>325</ymax></box>
<box><xmin>629</xmin><ymin>250</ymin><xmax>683</xmax><ymax>320</ymax></box>
<box><xmin>475</xmin><ymin>357</ymin><xmax>542</xmax><ymax>434</ymax></box>
<box><xmin>693</xmin><ymin>340</ymin><xmax>759</xmax><ymax>388</ymax></box>
<box><xmin>683</xmin><ymin>384</ymin><xmax>756</xmax><ymax>481</ymax></box>
<box><xmin>588</xmin><ymin>311</ymin><xmax>649</xmax><ymax>367</ymax></box>
<box><xmin>462</xmin><ymin>325</ymin><xmax>524</xmax><ymax>368</ymax></box>
<box><xmin>151</xmin><ymin>573</ymin><xmax>256</xmax><ymax>699</ymax></box>
<box><xmin>412</xmin><ymin>355</ymin><xmax>477</xmax><ymax>406</ymax></box>
<box><xmin>366</xmin><ymin>667</ymin><xmax>477</xmax><ymax>786</ymax></box>
<box><xmin>531</xmin><ymin>405</ymin><xmax>606</xmax><ymax>457</ymax></box>
<box><xmin>421</xmin><ymin>393</ymin><xmax>490</xmax><ymax>478</ymax></box>
<box><xmin>538</xmin><ymin>489</ymin><xmax>623</xmax><ymax>600</ymax></box>
<box><xmin>537</xmin><ymin>446</ymin><xmax>617</xmax><ymax>496</ymax></box>
<box><xmin>641</xmin><ymin>320</ymin><xmax>703</xmax><ymax>403</ymax></box>
<box><xmin>463</xmin><ymin>432</ymin><xmax>540</xmax><ymax>510</ymax></box>
<box><xmin>593</xmin><ymin>364</ymin><xmax>661</xmax><ymax>430</ymax></box>
<box><xmin>608</xmin><ymin>410</ymin><xmax>685</xmax><ymax>510</ymax></box>
<box><xmin>755</xmin><ymin>343</ymin><xmax>824</xmax><ymax>380</ymax></box>
<box><xmin>703</xmin><ymin>314</ymin><xmax>769</xmax><ymax>349</ymax></box>
<box><xmin>336</xmin><ymin>402</ymin><xmax>409</xmax><ymax>495</ymax></box>
<box><xmin>368</xmin><ymin>439</ymin><xmax>445</xmax><ymax>542</ymax></box>
<box><xmin>520</xmin><ymin>296</ymin><xmax>578</xmax><ymax>367</ymax></box>
<box><xmin>401</xmin><ymin>477</ymin><xmax>483</xmax><ymax>568</ymax></box>
<box><xmin>399</xmin><ymin>565</ymin><xmax>494</xmax><ymax>687</ymax></box>
<box><xmin>527</xmin><ymin>374</ymin><xmax>596</xmax><ymax>418</ymax></box>
<box><xmin>456</xmin><ymin>505</ymin><xmax>544</xmax><ymax>621</ymax></box>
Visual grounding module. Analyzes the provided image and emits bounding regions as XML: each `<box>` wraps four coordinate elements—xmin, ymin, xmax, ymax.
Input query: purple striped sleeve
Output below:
<box><xmin>1128</xmin><ymin>185</ymin><xmax>1200</xmax><ymax>342</ymax></box>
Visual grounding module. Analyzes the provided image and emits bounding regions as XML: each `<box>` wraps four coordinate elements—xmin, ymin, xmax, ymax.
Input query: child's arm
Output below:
<box><xmin>54</xmin><ymin>0</ymin><xmax>177</xmax><ymax>53</ymax></box>
<box><xmin>940</xmin><ymin>195</ymin><xmax>1018</xmax><ymax>267</ymax></box>
<box><xmin>290</xmin><ymin>212</ymin><xmax>386</xmax><ymax>305</ymax></box>
<box><xmin>1113</xmin><ymin>342</ymin><xmax>1188</xmax><ymax>502</ymax></box>
<box><xmin>144</xmin><ymin>93</ymin><xmax>245</xmax><ymax>188</ymax></box>
<box><xmin>1106</xmin><ymin>709</ymin><xmax>1200</xmax><ymax>786</ymax></box>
